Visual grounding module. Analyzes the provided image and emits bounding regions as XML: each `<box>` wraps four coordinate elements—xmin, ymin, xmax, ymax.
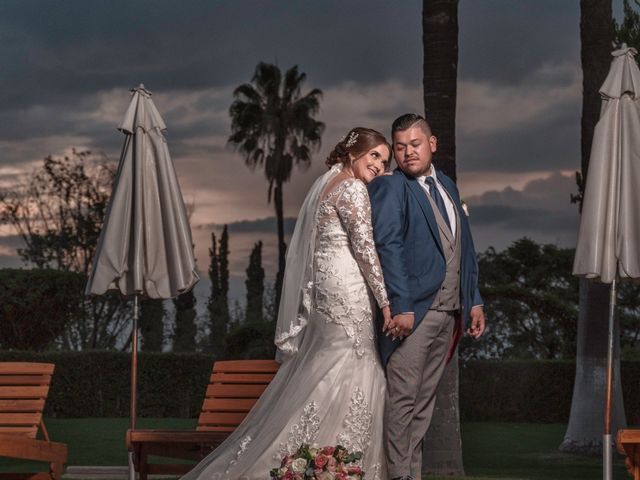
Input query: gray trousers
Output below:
<box><xmin>384</xmin><ymin>310</ymin><xmax>454</xmax><ymax>478</ymax></box>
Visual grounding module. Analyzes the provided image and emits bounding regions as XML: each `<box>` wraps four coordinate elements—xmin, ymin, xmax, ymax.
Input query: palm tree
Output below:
<box><xmin>423</xmin><ymin>0</ymin><xmax>459</xmax><ymax>182</ymax></box>
<box><xmin>560</xmin><ymin>0</ymin><xmax>627</xmax><ymax>456</ymax></box>
<box><xmin>229</xmin><ymin>63</ymin><xmax>324</xmax><ymax>308</ymax></box>
<box><xmin>421</xmin><ymin>0</ymin><xmax>464</xmax><ymax>476</ymax></box>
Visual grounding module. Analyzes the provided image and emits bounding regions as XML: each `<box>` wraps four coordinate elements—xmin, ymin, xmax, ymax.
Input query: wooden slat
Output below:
<box><xmin>127</xmin><ymin>429</ymin><xmax>229</xmax><ymax>444</ymax></box>
<box><xmin>210</xmin><ymin>372</ymin><xmax>276</xmax><ymax>384</ymax></box>
<box><xmin>0</xmin><ymin>375</ymin><xmax>52</xmax><ymax>386</ymax></box>
<box><xmin>205</xmin><ymin>384</ymin><xmax>267</xmax><ymax>399</ymax></box>
<box><xmin>0</xmin><ymin>413</ymin><xmax>41</xmax><ymax>425</ymax></box>
<box><xmin>195</xmin><ymin>425</ymin><xmax>235</xmax><ymax>433</ymax></box>
<box><xmin>0</xmin><ymin>363</ymin><xmax>54</xmax><ymax>375</ymax></box>
<box><xmin>0</xmin><ymin>426</ymin><xmax>38</xmax><ymax>437</ymax></box>
<box><xmin>619</xmin><ymin>429</ymin><xmax>640</xmax><ymax>443</ymax></box>
<box><xmin>0</xmin><ymin>386</ymin><xmax>49</xmax><ymax>399</ymax></box>
<box><xmin>201</xmin><ymin>398</ymin><xmax>257</xmax><ymax>413</ymax></box>
<box><xmin>0</xmin><ymin>399</ymin><xmax>45</xmax><ymax>413</ymax></box>
<box><xmin>0</xmin><ymin>436</ymin><xmax>67</xmax><ymax>460</ymax></box>
<box><xmin>212</xmin><ymin>360</ymin><xmax>279</xmax><ymax>374</ymax></box>
<box><xmin>197</xmin><ymin>412</ymin><xmax>247</xmax><ymax>427</ymax></box>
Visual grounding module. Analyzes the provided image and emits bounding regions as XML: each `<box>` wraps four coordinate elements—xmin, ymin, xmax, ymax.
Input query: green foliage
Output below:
<box><xmin>208</xmin><ymin>227</ymin><xmax>231</xmax><ymax>356</ymax></box>
<box><xmin>140</xmin><ymin>299</ymin><xmax>165</xmax><ymax>351</ymax></box>
<box><xmin>0</xmin><ymin>150</ymin><xmax>114</xmax><ymax>274</ymax></box>
<box><xmin>462</xmin><ymin>237</ymin><xmax>640</xmax><ymax>361</ymax></box>
<box><xmin>224</xmin><ymin>319</ymin><xmax>277</xmax><ymax>359</ymax></box>
<box><xmin>245</xmin><ymin>241</ymin><xmax>264</xmax><ymax>323</ymax></box>
<box><xmin>0</xmin><ymin>269</ymin><xmax>85</xmax><ymax>350</ymax></box>
<box><xmin>0</xmin><ymin>150</ymin><xmax>132</xmax><ymax>350</ymax></box>
<box><xmin>464</xmin><ymin>238</ymin><xmax>579</xmax><ymax>360</ymax></box>
<box><xmin>0</xmin><ymin>351</ymin><xmax>212</xmax><ymax>418</ymax></box>
<box><xmin>614</xmin><ymin>0</ymin><xmax>640</xmax><ymax>50</ymax></box>
<box><xmin>173</xmin><ymin>289</ymin><xmax>197</xmax><ymax>352</ymax></box>
<box><xmin>0</xmin><ymin>351</ymin><xmax>638</xmax><ymax>424</ymax></box>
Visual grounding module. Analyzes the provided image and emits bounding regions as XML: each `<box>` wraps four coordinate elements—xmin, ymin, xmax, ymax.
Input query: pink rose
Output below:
<box><xmin>326</xmin><ymin>457</ymin><xmax>338</xmax><ymax>471</ymax></box>
<box><xmin>284</xmin><ymin>471</ymin><xmax>295</xmax><ymax>480</ymax></box>
<box><xmin>335</xmin><ymin>473</ymin><xmax>347</xmax><ymax>480</ymax></box>
<box><xmin>321</xmin><ymin>446</ymin><xmax>336</xmax><ymax>456</ymax></box>
<box><xmin>347</xmin><ymin>467</ymin><xmax>362</xmax><ymax>476</ymax></box>
<box><xmin>314</xmin><ymin>454</ymin><xmax>329</xmax><ymax>468</ymax></box>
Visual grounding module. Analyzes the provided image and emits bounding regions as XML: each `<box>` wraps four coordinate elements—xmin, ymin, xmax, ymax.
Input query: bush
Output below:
<box><xmin>461</xmin><ymin>360</ymin><xmax>640</xmax><ymax>423</ymax></box>
<box><xmin>0</xmin><ymin>351</ymin><xmax>212</xmax><ymax>418</ymax></box>
<box><xmin>0</xmin><ymin>269</ymin><xmax>84</xmax><ymax>350</ymax></box>
<box><xmin>0</xmin><ymin>351</ymin><xmax>638</xmax><ymax>422</ymax></box>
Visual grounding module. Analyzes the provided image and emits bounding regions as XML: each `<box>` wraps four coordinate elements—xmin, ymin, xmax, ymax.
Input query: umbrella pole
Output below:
<box><xmin>129</xmin><ymin>294</ymin><xmax>140</xmax><ymax>480</ymax></box>
<box><xmin>603</xmin><ymin>279</ymin><xmax>616</xmax><ymax>480</ymax></box>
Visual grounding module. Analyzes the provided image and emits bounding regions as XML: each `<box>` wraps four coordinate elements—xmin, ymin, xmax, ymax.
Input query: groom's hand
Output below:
<box><xmin>467</xmin><ymin>306</ymin><xmax>485</xmax><ymax>338</ymax></box>
<box><xmin>389</xmin><ymin>313</ymin><xmax>414</xmax><ymax>340</ymax></box>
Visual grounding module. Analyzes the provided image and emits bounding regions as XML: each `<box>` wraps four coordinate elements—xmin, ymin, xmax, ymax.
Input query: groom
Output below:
<box><xmin>368</xmin><ymin>113</ymin><xmax>485</xmax><ymax>479</ymax></box>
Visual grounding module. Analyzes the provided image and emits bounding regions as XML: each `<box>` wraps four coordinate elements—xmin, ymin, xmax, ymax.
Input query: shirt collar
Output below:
<box><xmin>418</xmin><ymin>165</ymin><xmax>437</xmax><ymax>183</ymax></box>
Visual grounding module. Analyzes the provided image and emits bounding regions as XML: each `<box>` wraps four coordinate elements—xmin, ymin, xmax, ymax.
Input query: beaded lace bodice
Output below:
<box><xmin>310</xmin><ymin>178</ymin><xmax>389</xmax><ymax>356</ymax></box>
<box><xmin>316</xmin><ymin>177</ymin><xmax>388</xmax><ymax>307</ymax></box>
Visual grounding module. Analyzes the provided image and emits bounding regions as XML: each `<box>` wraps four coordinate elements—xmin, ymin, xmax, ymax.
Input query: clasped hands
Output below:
<box><xmin>381</xmin><ymin>305</ymin><xmax>486</xmax><ymax>341</ymax></box>
<box><xmin>382</xmin><ymin>306</ymin><xmax>413</xmax><ymax>341</ymax></box>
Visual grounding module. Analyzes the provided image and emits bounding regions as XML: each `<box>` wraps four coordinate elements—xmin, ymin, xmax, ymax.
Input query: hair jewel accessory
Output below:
<box><xmin>345</xmin><ymin>131</ymin><xmax>359</xmax><ymax>148</ymax></box>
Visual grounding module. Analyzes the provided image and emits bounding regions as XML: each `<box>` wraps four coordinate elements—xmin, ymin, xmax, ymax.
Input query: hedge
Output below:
<box><xmin>0</xmin><ymin>351</ymin><xmax>212</xmax><ymax>418</ymax></box>
<box><xmin>0</xmin><ymin>351</ymin><xmax>638</xmax><ymax>423</ymax></box>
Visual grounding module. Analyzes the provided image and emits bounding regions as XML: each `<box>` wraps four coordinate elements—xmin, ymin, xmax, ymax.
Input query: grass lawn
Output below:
<box><xmin>0</xmin><ymin>419</ymin><xmax>629</xmax><ymax>479</ymax></box>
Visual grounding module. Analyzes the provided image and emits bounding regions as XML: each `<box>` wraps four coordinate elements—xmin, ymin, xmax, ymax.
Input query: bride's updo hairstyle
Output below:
<box><xmin>326</xmin><ymin>127</ymin><xmax>391</xmax><ymax>170</ymax></box>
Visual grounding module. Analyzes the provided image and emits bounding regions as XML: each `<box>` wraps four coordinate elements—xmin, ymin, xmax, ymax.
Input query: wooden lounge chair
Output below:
<box><xmin>126</xmin><ymin>359</ymin><xmax>280</xmax><ymax>480</ymax></box>
<box><xmin>618</xmin><ymin>429</ymin><xmax>640</xmax><ymax>479</ymax></box>
<box><xmin>0</xmin><ymin>362</ymin><xmax>68</xmax><ymax>480</ymax></box>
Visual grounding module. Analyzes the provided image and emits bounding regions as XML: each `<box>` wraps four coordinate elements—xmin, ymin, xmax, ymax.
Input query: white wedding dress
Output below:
<box><xmin>182</xmin><ymin>168</ymin><xmax>389</xmax><ymax>480</ymax></box>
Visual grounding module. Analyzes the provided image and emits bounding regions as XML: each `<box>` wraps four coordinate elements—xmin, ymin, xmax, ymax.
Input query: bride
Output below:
<box><xmin>182</xmin><ymin>127</ymin><xmax>393</xmax><ymax>480</ymax></box>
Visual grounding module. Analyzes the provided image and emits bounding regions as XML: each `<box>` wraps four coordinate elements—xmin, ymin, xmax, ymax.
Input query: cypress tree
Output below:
<box><xmin>245</xmin><ymin>241</ymin><xmax>264</xmax><ymax>324</ymax></box>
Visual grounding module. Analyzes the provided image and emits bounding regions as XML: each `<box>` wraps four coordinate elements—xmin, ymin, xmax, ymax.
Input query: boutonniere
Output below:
<box><xmin>461</xmin><ymin>200</ymin><xmax>470</xmax><ymax>217</ymax></box>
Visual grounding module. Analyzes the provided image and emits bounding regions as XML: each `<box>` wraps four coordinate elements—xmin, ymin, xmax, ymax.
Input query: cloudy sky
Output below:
<box><xmin>0</xmin><ymin>0</ymin><xmax>627</xmax><ymax>302</ymax></box>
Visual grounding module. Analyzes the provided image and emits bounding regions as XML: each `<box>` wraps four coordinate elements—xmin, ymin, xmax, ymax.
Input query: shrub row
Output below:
<box><xmin>1</xmin><ymin>351</ymin><xmax>638</xmax><ymax>423</ymax></box>
<box><xmin>460</xmin><ymin>359</ymin><xmax>640</xmax><ymax>424</ymax></box>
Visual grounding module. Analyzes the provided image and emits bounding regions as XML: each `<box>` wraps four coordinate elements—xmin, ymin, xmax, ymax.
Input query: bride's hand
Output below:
<box><xmin>382</xmin><ymin>305</ymin><xmax>392</xmax><ymax>332</ymax></box>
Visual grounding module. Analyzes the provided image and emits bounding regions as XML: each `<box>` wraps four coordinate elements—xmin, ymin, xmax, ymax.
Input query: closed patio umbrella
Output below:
<box><xmin>573</xmin><ymin>45</ymin><xmax>640</xmax><ymax>480</ymax></box>
<box><xmin>85</xmin><ymin>84</ymin><xmax>199</xmax><ymax>479</ymax></box>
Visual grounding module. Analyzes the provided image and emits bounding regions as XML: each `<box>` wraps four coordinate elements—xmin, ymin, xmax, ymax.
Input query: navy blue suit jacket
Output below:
<box><xmin>367</xmin><ymin>168</ymin><xmax>482</xmax><ymax>365</ymax></box>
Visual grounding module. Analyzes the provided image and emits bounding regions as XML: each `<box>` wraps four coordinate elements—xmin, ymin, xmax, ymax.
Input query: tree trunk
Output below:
<box><xmin>561</xmin><ymin>279</ymin><xmax>626</xmax><ymax>455</ymax></box>
<box><xmin>423</xmin><ymin>0</ymin><xmax>459</xmax><ymax>182</ymax></box>
<box><xmin>560</xmin><ymin>0</ymin><xmax>626</xmax><ymax>455</ymax></box>
<box><xmin>422</xmin><ymin>0</ymin><xmax>464</xmax><ymax>475</ymax></box>
<box><xmin>422</xmin><ymin>349</ymin><xmax>464</xmax><ymax>476</ymax></box>
<box><xmin>274</xmin><ymin>179</ymin><xmax>286</xmax><ymax>313</ymax></box>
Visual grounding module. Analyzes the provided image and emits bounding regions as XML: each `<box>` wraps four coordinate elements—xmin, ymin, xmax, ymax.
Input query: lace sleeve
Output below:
<box><xmin>335</xmin><ymin>179</ymin><xmax>389</xmax><ymax>308</ymax></box>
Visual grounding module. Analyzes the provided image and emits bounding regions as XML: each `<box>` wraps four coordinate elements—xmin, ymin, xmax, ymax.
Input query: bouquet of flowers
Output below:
<box><xmin>270</xmin><ymin>444</ymin><xmax>364</xmax><ymax>480</ymax></box>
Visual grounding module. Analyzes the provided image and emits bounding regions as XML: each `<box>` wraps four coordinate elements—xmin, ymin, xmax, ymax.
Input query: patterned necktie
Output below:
<box><xmin>424</xmin><ymin>176</ymin><xmax>451</xmax><ymax>231</ymax></box>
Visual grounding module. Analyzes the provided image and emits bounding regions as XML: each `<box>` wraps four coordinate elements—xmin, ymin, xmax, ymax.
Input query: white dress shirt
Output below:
<box><xmin>417</xmin><ymin>167</ymin><xmax>457</xmax><ymax>237</ymax></box>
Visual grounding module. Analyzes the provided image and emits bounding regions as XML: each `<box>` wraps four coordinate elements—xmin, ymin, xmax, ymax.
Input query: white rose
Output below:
<box><xmin>291</xmin><ymin>458</ymin><xmax>308</xmax><ymax>474</ymax></box>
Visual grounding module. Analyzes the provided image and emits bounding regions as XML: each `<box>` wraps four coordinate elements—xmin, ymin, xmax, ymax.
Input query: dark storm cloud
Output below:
<box><xmin>1</xmin><ymin>0</ymin><xmax>587</xmax><ymax>113</ymax></box>
<box><xmin>466</xmin><ymin>172</ymin><xmax>579</xmax><ymax>250</ymax></box>
<box><xmin>0</xmin><ymin>0</ymin><xmax>423</xmax><ymax>110</ymax></box>
<box><xmin>459</xmin><ymin>1</ymin><xmax>579</xmax><ymax>85</ymax></box>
